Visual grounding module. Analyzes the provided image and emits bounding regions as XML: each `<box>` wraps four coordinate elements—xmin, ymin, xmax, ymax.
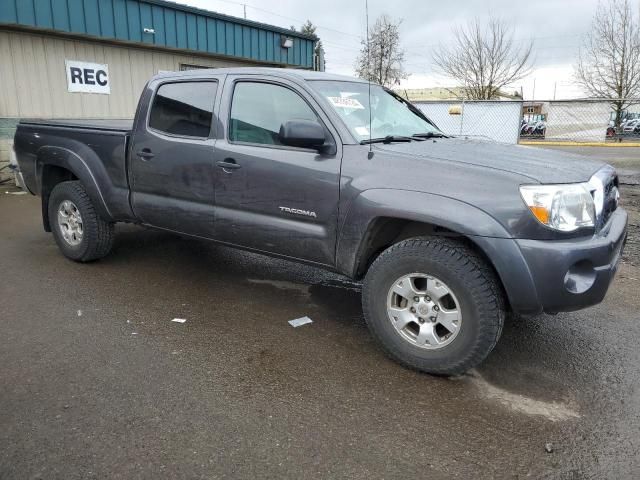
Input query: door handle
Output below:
<box><xmin>216</xmin><ymin>158</ymin><xmax>241</xmax><ymax>170</ymax></box>
<box><xmin>137</xmin><ymin>148</ymin><xmax>155</xmax><ymax>160</ymax></box>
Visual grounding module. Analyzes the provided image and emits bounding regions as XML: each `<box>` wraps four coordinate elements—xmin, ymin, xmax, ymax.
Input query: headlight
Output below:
<box><xmin>520</xmin><ymin>184</ymin><xmax>595</xmax><ymax>232</ymax></box>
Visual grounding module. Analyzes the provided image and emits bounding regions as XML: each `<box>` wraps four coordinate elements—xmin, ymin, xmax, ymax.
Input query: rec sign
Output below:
<box><xmin>65</xmin><ymin>60</ymin><xmax>110</xmax><ymax>94</ymax></box>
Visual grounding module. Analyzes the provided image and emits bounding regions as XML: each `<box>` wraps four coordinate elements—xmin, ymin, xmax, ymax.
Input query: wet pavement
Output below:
<box><xmin>532</xmin><ymin>146</ymin><xmax>640</xmax><ymax>182</ymax></box>
<box><xmin>1</xmin><ymin>192</ymin><xmax>640</xmax><ymax>479</ymax></box>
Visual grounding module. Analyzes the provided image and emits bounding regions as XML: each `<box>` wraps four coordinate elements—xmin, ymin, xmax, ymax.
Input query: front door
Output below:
<box><xmin>129</xmin><ymin>79</ymin><xmax>219</xmax><ymax>238</ymax></box>
<box><xmin>212</xmin><ymin>77</ymin><xmax>342</xmax><ymax>266</ymax></box>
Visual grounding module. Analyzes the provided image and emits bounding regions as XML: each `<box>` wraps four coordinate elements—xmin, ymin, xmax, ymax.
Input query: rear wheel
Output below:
<box><xmin>48</xmin><ymin>181</ymin><xmax>114</xmax><ymax>262</ymax></box>
<box><xmin>362</xmin><ymin>237</ymin><xmax>505</xmax><ymax>376</ymax></box>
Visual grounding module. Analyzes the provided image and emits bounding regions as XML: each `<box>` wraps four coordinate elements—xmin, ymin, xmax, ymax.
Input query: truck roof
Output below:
<box><xmin>152</xmin><ymin>67</ymin><xmax>369</xmax><ymax>84</ymax></box>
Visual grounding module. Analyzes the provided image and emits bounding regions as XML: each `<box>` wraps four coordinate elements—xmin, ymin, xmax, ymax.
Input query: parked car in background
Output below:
<box><xmin>520</xmin><ymin>119</ymin><xmax>546</xmax><ymax>137</ymax></box>
<box><xmin>530</xmin><ymin>120</ymin><xmax>546</xmax><ymax>136</ymax></box>
<box><xmin>12</xmin><ymin>68</ymin><xmax>628</xmax><ymax>376</ymax></box>
<box><xmin>623</xmin><ymin>119</ymin><xmax>640</xmax><ymax>134</ymax></box>
<box><xmin>606</xmin><ymin>125</ymin><xmax>616</xmax><ymax>137</ymax></box>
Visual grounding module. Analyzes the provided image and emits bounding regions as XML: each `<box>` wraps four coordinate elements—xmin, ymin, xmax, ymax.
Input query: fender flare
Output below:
<box><xmin>335</xmin><ymin>189</ymin><xmax>542</xmax><ymax>314</ymax></box>
<box><xmin>36</xmin><ymin>145</ymin><xmax>114</xmax><ymax>222</ymax></box>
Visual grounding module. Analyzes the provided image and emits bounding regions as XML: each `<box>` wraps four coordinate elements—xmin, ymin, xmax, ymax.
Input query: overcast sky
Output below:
<box><xmin>174</xmin><ymin>0</ymin><xmax>620</xmax><ymax>99</ymax></box>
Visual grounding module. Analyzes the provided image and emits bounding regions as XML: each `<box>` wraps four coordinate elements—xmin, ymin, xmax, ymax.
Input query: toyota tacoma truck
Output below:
<box><xmin>13</xmin><ymin>68</ymin><xmax>628</xmax><ymax>375</ymax></box>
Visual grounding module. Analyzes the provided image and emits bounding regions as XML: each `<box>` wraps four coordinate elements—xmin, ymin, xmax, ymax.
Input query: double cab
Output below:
<box><xmin>14</xmin><ymin>68</ymin><xmax>628</xmax><ymax>375</ymax></box>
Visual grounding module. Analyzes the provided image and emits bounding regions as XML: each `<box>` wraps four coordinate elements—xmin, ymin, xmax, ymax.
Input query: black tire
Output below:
<box><xmin>362</xmin><ymin>236</ymin><xmax>505</xmax><ymax>376</ymax></box>
<box><xmin>48</xmin><ymin>180</ymin><xmax>114</xmax><ymax>262</ymax></box>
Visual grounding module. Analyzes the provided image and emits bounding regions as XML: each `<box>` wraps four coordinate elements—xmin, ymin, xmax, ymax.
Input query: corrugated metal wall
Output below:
<box><xmin>0</xmin><ymin>28</ymin><xmax>252</xmax><ymax>171</ymax></box>
<box><xmin>0</xmin><ymin>0</ymin><xmax>315</xmax><ymax>68</ymax></box>
<box><xmin>0</xmin><ymin>29</ymin><xmax>249</xmax><ymax>118</ymax></box>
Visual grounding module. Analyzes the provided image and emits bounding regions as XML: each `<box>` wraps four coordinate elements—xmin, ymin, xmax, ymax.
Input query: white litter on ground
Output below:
<box><xmin>77</xmin><ymin>310</ymin><xmax>82</xmax><ymax>317</ymax></box>
<box><xmin>131</xmin><ymin>332</ymin><xmax>138</xmax><ymax>335</ymax></box>
<box><xmin>288</xmin><ymin>316</ymin><xmax>313</xmax><ymax>327</ymax></box>
<box><xmin>5</xmin><ymin>191</ymin><xmax>27</xmax><ymax>195</ymax></box>
<box><xmin>171</xmin><ymin>318</ymin><xmax>187</xmax><ymax>324</ymax></box>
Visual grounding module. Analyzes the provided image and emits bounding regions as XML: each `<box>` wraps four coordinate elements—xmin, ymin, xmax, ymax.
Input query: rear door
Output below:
<box><xmin>212</xmin><ymin>76</ymin><xmax>342</xmax><ymax>266</ymax></box>
<box><xmin>129</xmin><ymin>77</ymin><xmax>220</xmax><ymax>238</ymax></box>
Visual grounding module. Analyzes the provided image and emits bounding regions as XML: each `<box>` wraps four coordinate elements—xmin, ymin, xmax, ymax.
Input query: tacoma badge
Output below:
<box><xmin>279</xmin><ymin>206</ymin><xmax>317</xmax><ymax>218</ymax></box>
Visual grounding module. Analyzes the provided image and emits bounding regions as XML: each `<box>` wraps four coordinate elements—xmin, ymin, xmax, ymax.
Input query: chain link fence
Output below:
<box><xmin>415</xmin><ymin>99</ymin><xmax>640</xmax><ymax>144</ymax></box>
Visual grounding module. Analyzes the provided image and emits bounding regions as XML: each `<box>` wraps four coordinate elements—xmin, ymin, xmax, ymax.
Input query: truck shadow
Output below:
<box><xmin>107</xmin><ymin>224</ymin><xmax>614</xmax><ymax>409</ymax></box>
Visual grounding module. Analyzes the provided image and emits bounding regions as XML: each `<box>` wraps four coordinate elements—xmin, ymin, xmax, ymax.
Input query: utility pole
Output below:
<box><xmin>243</xmin><ymin>4</ymin><xmax>246</xmax><ymax>19</ymax></box>
<box><xmin>532</xmin><ymin>78</ymin><xmax>536</xmax><ymax>101</ymax></box>
<box><xmin>553</xmin><ymin>82</ymin><xmax>557</xmax><ymax>100</ymax></box>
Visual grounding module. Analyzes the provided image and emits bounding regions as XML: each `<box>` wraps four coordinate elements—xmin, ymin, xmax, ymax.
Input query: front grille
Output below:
<box><xmin>589</xmin><ymin>166</ymin><xmax>619</xmax><ymax>231</ymax></box>
<box><xmin>601</xmin><ymin>175</ymin><xmax>619</xmax><ymax>227</ymax></box>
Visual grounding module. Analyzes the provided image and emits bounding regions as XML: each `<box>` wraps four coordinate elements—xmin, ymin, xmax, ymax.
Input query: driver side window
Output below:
<box><xmin>229</xmin><ymin>82</ymin><xmax>319</xmax><ymax>146</ymax></box>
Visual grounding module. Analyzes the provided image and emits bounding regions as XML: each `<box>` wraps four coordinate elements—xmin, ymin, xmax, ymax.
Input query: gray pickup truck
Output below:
<box><xmin>14</xmin><ymin>68</ymin><xmax>627</xmax><ymax>375</ymax></box>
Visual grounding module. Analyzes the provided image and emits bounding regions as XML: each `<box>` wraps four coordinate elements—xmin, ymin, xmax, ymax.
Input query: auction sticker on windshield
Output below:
<box><xmin>328</xmin><ymin>96</ymin><xmax>365</xmax><ymax>109</ymax></box>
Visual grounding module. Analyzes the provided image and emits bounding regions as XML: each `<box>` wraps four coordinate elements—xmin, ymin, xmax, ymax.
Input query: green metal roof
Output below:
<box><xmin>0</xmin><ymin>0</ymin><xmax>316</xmax><ymax>68</ymax></box>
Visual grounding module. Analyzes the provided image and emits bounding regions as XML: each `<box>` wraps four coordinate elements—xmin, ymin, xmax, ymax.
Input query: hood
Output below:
<box><xmin>375</xmin><ymin>138</ymin><xmax>606</xmax><ymax>184</ymax></box>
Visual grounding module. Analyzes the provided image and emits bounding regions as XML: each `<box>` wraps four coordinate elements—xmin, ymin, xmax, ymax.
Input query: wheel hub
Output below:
<box><xmin>386</xmin><ymin>273</ymin><xmax>462</xmax><ymax>350</ymax></box>
<box><xmin>416</xmin><ymin>302</ymin><xmax>432</xmax><ymax>317</ymax></box>
<box><xmin>57</xmin><ymin>200</ymin><xmax>84</xmax><ymax>246</ymax></box>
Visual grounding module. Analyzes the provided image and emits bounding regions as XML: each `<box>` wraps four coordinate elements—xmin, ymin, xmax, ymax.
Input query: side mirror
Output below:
<box><xmin>278</xmin><ymin>120</ymin><xmax>326</xmax><ymax>149</ymax></box>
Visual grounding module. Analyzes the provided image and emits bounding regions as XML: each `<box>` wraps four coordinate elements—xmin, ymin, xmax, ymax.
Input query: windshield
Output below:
<box><xmin>309</xmin><ymin>80</ymin><xmax>441</xmax><ymax>142</ymax></box>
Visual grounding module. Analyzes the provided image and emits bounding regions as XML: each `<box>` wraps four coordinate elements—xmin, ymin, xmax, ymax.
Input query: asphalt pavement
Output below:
<box><xmin>530</xmin><ymin>145</ymin><xmax>640</xmax><ymax>180</ymax></box>
<box><xmin>1</xmin><ymin>191</ymin><xmax>639</xmax><ymax>479</ymax></box>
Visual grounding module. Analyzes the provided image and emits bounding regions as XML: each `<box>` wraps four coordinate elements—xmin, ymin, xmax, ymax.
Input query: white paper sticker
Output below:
<box><xmin>328</xmin><ymin>96</ymin><xmax>365</xmax><ymax>110</ymax></box>
<box><xmin>355</xmin><ymin>126</ymin><xmax>370</xmax><ymax>136</ymax></box>
<box><xmin>288</xmin><ymin>316</ymin><xmax>313</xmax><ymax>327</ymax></box>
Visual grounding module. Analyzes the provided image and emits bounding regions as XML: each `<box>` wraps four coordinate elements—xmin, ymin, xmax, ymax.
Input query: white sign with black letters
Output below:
<box><xmin>65</xmin><ymin>60</ymin><xmax>110</xmax><ymax>94</ymax></box>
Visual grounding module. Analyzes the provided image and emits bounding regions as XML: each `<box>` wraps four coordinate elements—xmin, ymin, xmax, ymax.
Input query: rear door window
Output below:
<box><xmin>149</xmin><ymin>82</ymin><xmax>217</xmax><ymax>138</ymax></box>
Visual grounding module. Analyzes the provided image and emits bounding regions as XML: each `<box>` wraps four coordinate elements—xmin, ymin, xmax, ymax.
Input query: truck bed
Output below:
<box><xmin>15</xmin><ymin>118</ymin><xmax>134</xmax><ymax>221</ymax></box>
<box><xmin>19</xmin><ymin>118</ymin><xmax>133</xmax><ymax>133</ymax></box>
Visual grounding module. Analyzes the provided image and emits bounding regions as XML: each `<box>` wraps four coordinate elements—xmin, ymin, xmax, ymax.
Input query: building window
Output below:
<box><xmin>229</xmin><ymin>82</ymin><xmax>318</xmax><ymax>145</ymax></box>
<box><xmin>149</xmin><ymin>82</ymin><xmax>217</xmax><ymax>138</ymax></box>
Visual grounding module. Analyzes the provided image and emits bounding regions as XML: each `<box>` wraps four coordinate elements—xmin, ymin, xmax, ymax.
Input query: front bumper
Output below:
<box><xmin>515</xmin><ymin>208</ymin><xmax>628</xmax><ymax>313</ymax></box>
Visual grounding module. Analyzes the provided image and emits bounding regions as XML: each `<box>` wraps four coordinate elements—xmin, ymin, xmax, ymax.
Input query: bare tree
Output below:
<box><xmin>355</xmin><ymin>15</ymin><xmax>407</xmax><ymax>87</ymax></box>
<box><xmin>575</xmin><ymin>0</ymin><xmax>640</xmax><ymax>127</ymax></box>
<box><xmin>432</xmin><ymin>17</ymin><xmax>533</xmax><ymax>100</ymax></box>
<box><xmin>299</xmin><ymin>20</ymin><xmax>325</xmax><ymax>71</ymax></box>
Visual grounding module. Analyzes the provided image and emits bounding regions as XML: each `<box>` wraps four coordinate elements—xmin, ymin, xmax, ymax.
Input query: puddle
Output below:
<box><xmin>469</xmin><ymin>372</ymin><xmax>581</xmax><ymax>422</ymax></box>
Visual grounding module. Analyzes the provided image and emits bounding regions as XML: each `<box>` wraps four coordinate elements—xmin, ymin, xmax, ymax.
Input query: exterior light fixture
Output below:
<box><xmin>143</xmin><ymin>27</ymin><xmax>155</xmax><ymax>34</ymax></box>
<box><xmin>281</xmin><ymin>36</ymin><xmax>293</xmax><ymax>48</ymax></box>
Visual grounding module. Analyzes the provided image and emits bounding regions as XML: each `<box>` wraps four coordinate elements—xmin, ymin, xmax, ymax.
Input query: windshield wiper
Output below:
<box><xmin>412</xmin><ymin>132</ymin><xmax>448</xmax><ymax>139</ymax></box>
<box><xmin>360</xmin><ymin>135</ymin><xmax>424</xmax><ymax>145</ymax></box>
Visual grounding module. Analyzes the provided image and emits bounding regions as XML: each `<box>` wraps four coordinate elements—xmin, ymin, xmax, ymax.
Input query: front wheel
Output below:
<box><xmin>48</xmin><ymin>180</ymin><xmax>115</xmax><ymax>262</ymax></box>
<box><xmin>362</xmin><ymin>237</ymin><xmax>505</xmax><ymax>376</ymax></box>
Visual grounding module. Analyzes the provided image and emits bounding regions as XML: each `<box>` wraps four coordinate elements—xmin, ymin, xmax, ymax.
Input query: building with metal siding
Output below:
<box><xmin>0</xmin><ymin>0</ymin><xmax>315</xmax><ymax>68</ymax></box>
<box><xmin>0</xmin><ymin>0</ymin><xmax>317</xmax><ymax>181</ymax></box>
